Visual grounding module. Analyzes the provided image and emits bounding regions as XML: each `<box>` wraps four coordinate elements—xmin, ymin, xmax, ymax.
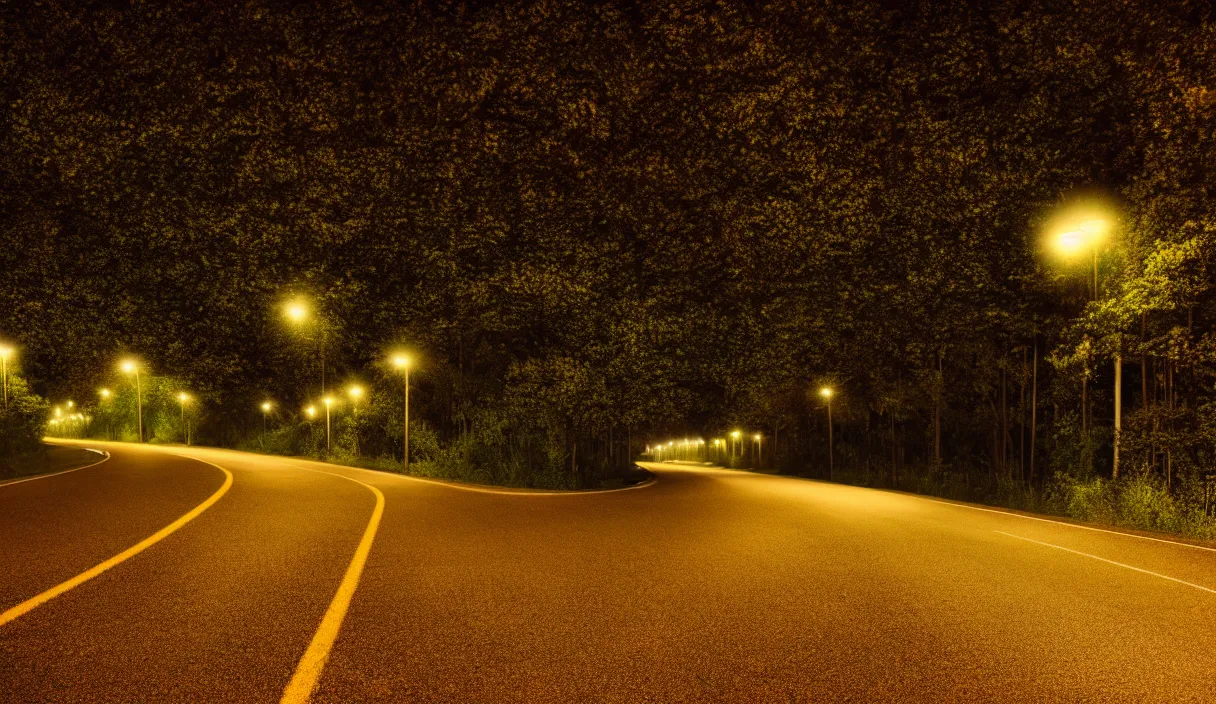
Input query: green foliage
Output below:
<box><xmin>0</xmin><ymin>376</ymin><xmax>50</xmax><ymax>475</ymax></box>
<box><xmin>0</xmin><ymin>0</ymin><xmax>1214</xmax><ymax>504</ymax></box>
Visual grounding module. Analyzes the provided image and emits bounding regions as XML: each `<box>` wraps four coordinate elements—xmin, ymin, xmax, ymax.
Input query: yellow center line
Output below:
<box><xmin>994</xmin><ymin>530</ymin><xmax>1216</xmax><ymax>595</ymax></box>
<box><xmin>280</xmin><ymin>467</ymin><xmax>386</xmax><ymax>704</ymax></box>
<box><xmin>0</xmin><ymin>455</ymin><xmax>233</xmax><ymax>628</ymax></box>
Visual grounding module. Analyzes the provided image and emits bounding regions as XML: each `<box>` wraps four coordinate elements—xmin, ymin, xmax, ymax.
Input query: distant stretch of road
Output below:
<box><xmin>1</xmin><ymin>442</ymin><xmax>1213</xmax><ymax>702</ymax></box>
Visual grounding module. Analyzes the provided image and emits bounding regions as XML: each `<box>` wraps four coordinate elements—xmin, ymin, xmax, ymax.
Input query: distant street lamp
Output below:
<box><xmin>392</xmin><ymin>354</ymin><xmax>412</xmax><ymax>473</ymax></box>
<box><xmin>820</xmin><ymin>387</ymin><xmax>835</xmax><ymax>480</ymax></box>
<box><xmin>120</xmin><ymin>359</ymin><xmax>144</xmax><ymax>442</ymax></box>
<box><xmin>260</xmin><ymin>401</ymin><xmax>273</xmax><ymax>449</ymax></box>
<box><xmin>178</xmin><ymin>392</ymin><xmax>192</xmax><ymax>445</ymax></box>
<box><xmin>730</xmin><ymin>430</ymin><xmax>741</xmax><ymax>462</ymax></box>
<box><xmin>754</xmin><ymin>433</ymin><xmax>763</xmax><ymax>467</ymax></box>
<box><xmin>347</xmin><ymin>384</ymin><xmax>364</xmax><ymax>458</ymax></box>
<box><xmin>0</xmin><ymin>344</ymin><xmax>12</xmax><ymax>409</ymax></box>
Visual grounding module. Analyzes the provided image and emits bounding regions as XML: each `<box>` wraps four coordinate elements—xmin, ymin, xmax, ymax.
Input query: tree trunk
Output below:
<box><xmin>1113</xmin><ymin>353</ymin><xmax>1121</xmax><ymax>479</ymax></box>
<box><xmin>1030</xmin><ymin>340</ymin><xmax>1038</xmax><ymax>486</ymax></box>
<box><xmin>1001</xmin><ymin>365</ymin><xmax>1008</xmax><ymax>477</ymax></box>
<box><xmin>1020</xmin><ymin>347</ymin><xmax>1026</xmax><ymax>483</ymax></box>
<box><xmin>890</xmin><ymin>412</ymin><xmax>897</xmax><ymax>486</ymax></box>
<box><xmin>935</xmin><ymin>349</ymin><xmax>943</xmax><ymax>467</ymax></box>
<box><xmin>1142</xmin><ymin>311</ymin><xmax>1149</xmax><ymax>409</ymax></box>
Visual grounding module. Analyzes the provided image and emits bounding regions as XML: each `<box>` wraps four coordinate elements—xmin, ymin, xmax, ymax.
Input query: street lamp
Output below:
<box><xmin>1049</xmin><ymin>205</ymin><xmax>1117</xmax><ymax>476</ymax></box>
<box><xmin>283</xmin><ymin>297</ymin><xmax>326</xmax><ymax>398</ymax></box>
<box><xmin>322</xmin><ymin>396</ymin><xmax>335</xmax><ymax>454</ymax></box>
<box><xmin>730</xmin><ymin>430</ymin><xmax>741</xmax><ymax>462</ymax></box>
<box><xmin>754</xmin><ymin>433</ymin><xmax>762</xmax><ymax>467</ymax></box>
<box><xmin>178</xmin><ymin>393</ymin><xmax>192</xmax><ymax>445</ymax></box>
<box><xmin>347</xmin><ymin>384</ymin><xmax>364</xmax><ymax>458</ymax></box>
<box><xmin>0</xmin><ymin>344</ymin><xmax>12</xmax><ymax>409</ymax></box>
<box><xmin>120</xmin><ymin>359</ymin><xmax>144</xmax><ymax>442</ymax></box>
<box><xmin>260</xmin><ymin>400</ymin><xmax>273</xmax><ymax>449</ymax></box>
<box><xmin>820</xmin><ymin>387</ymin><xmax>835</xmax><ymax>480</ymax></box>
<box><xmin>392</xmin><ymin>354</ymin><xmax>412</xmax><ymax>473</ymax></box>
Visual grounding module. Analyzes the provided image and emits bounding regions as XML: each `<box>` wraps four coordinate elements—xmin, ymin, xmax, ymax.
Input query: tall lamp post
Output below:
<box><xmin>260</xmin><ymin>401</ymin><xmax>273</xmax><ymax>449</ymax></box>
<box><xmin>120</xmin><ymin>359</ymin><xmax>143</xmax><ymax>442</ymax></box>
<box><xmin>347</xmin><ymin>385</ymin><xmax>364</xmax><ymax>458</ymax></box>
<box><xmin>730</xmin><ymin>430</ymin><xmax>741</xmax><ymax>462</ymax></box>
<box><xmin>284</xmin><ymin>298</ymin><xmax>326</xmax><ymax>399</ymax></box>
<box><xmin>1051</xmin><ymin>212</ymin><xmax>1117</xmax><ymax>476</ymax></box>
<box><xmin>0</xmin><ymin>344</ymin><xmax>12</xmax><ymax>409</ymax></box>
<box><xmin>754</xmin><ymin>433</ymin><xmax>763</xmax><ymax>467</ymax></box>
<box><xmin>392</xmin><ymin>354</ymin><xmax>412</xmax><ymax>473</ymax></box>
<box><xmin>322</xmin><ymin>396</ymin><xmax>335</xmax><ymax>455</ymax></box>
<box><xmin>178</xmin><ymin>393</ymin><xmax>192</xmax><ymax>445</ymax></box>
<box><xmin>820</xmin><ymin>387</ymin><xmax>835</xmax><ymax>481</ymax></box>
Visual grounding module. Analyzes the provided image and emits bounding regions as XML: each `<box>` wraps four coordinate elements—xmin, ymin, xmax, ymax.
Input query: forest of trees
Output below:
<box><xmin>2</xmin><ymin>1</ymin><xmax>1215</xmax><ymax>527</ymax></box>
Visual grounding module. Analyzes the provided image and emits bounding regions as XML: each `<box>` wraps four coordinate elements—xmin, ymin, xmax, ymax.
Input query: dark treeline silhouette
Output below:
<box><xmin>2</xmin><ymin>2</ymin><xmax>1215</xmax><ymax>515</ymax></box>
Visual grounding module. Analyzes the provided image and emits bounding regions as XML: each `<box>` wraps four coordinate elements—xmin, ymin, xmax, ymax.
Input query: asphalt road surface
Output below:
<box><xmin>2</xmin><ymin>443</ymin><xmax>1214</xmax><ymax>703</ymax></box>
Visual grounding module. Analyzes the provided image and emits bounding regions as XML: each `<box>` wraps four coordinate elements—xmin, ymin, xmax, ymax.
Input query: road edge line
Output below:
<box><xmin>0</xmin><ymin>454</ymin><xmax>233</xmax><ymax>628</ymax></box>
<box><xmin>919</xmin><ymin>497</ymin><xmax>1216</xmax><ymax>553</ymax></box>
<box><xmin>993</xmin><ymin>530</ymin><xmax>1216</xmax><ymax>595</ymax></box>
<box><xmin>279</xmin><ymin>467</ymin><xmax>385</xmax><ymax>704</ymax></box>
<box><xmin>0</xmin><ymin>449</ymin><xmax>111</xmax><ymax>488</ymax></box>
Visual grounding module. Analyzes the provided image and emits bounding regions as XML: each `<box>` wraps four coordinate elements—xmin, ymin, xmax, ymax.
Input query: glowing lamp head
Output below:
<box><xmin>120</xmin><ymin>360</ymin><xmax>137</xmax><ymax>374</ymax></box>
<box><xmin>178</xmin><ymin>392</ymin><xmax>190</xmax><ymax>403</ymax></box>
<box><xmin>323</xmin><ymin>396</ymin><xmax>335</xmax><ymax>407</ymax></box>
<box><xmin>284</xmin><ymin>300</ymin><xmax>309</xmax><ymax>323</ymax></box>
<box><xmin>1052</xmin><ymin>229</ymin><xmax>1087</xmax><ymax>257</ymax></box>
<box><xmin>392</xmin><ymin>354</ymin><xmax>411</xmax><ymax>370</ymax></box>
<box><xmin>261</xmin><ymin>401</ymin><xmax>272</xmax><ymax>412</ymax></box>
<box><xmin>66</xmin><ymin>400</ymin><xmax>74</xmax><ymax>409</ymax></box>
<box><xmin>0</xmin><ymin>345</ymin><xmax>12</xmax><ymax>360</ymax></box>
<box><xmin>348</xmin><ymin>385</ymin><xmax>364</xmax><ymax>400</ymax></box>
<box><xmin>305</xmin><ymin>405</ymin><xmax>317</xmax><ymax>418</ymax></box>
<box><xmin>819</xmin><ymin>387</ymin><xmax>834</xmax><ymax>399</ymax></box>
<box><xmin>731</xmin><ymin>430</ymin><xmax>741</xmax><ymax>438</ymax></box>
<box><xmin>99</xmin><ymin>388</ymin><xmax>111</xmax><ymax>399</ymax></box>
<box><xmin>54</xmin><ymin>406</ymin><xmax>62</xmax><ymax>417</ymax></box>
<box><xmin>754</xmin><ymin>434</ymin><xmax>762</xmax><ymax>441</ymax></box>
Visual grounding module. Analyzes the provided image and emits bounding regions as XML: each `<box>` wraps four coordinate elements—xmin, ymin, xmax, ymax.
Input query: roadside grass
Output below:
<box><xmin>1</xmin><ymin>444</ymin><xmax>104</xmax><ymax>482</ymax></box>
<box><xmin>821</xmin><ymin>465</ymin><xmax>1216</xmax><ymax>544</ymax></box>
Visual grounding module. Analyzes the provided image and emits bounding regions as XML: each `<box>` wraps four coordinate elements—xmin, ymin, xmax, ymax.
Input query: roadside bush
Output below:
<box><xmin>0</xmin><ymin>376</ymin><xmax>50</xmax><ymax>476</ymax></box>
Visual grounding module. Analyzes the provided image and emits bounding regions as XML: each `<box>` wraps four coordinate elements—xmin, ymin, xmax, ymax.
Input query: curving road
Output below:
<box><xmin>1</xmin><ymin>443</ymin><xmax>1214</xmax><ymax>703</ymax></box>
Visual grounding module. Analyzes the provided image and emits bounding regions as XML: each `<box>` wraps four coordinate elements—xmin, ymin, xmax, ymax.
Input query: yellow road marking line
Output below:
<box><xmin>0</xmin><ymin>450</ymin><xmax>111</xmax><ymax>487</ymax></box>
<box><xmin>0</xmin><ymin>456</ymin><xmax>233</xmax><ymax>628</ymax></box>
<box><xmin>280</xmin><ymin>468</ymin><xmax>385</xmax><ymax>704</ymax></box>
<box><xmin>994</xmin><ymin>530</ymin><xmax>1216</xmax><ymax>595</ymax></box>
<box><xmin>921</xmin><ymin>497</ymin><xmax>1216</xmax><ymax>553</ymax></box>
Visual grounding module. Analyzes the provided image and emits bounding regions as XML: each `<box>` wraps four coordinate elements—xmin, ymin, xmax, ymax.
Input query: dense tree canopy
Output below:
<box><xmin>2</xmin><ymin>1</ymin><xmax>1214</xmax><ymax>508</ymax></box>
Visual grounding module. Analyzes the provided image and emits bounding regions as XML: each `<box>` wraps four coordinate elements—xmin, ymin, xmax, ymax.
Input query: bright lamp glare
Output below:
<box><xmin>285</xmin><ymin>301</ymin><xmax>309</xmax><ymax>323</ymax></box>
<box><xmin>819</xmin><ymin>387</ymin><xmax>833</xmax><ymax>398</ymax></box>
